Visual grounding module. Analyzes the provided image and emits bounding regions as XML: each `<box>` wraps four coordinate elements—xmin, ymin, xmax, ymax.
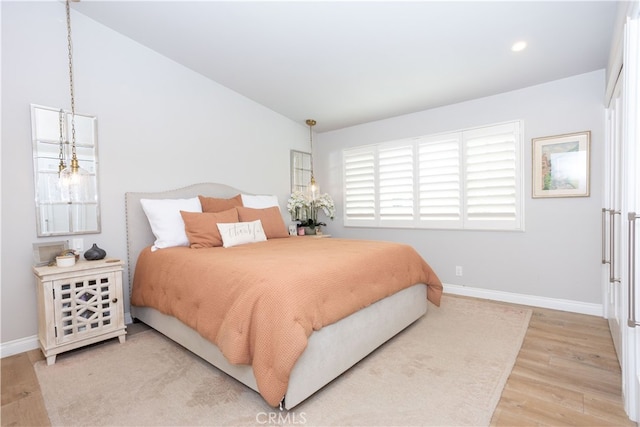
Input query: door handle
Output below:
<box><xmin>611</xmin><ymin>210</ymin><xmax>621</xmax><ymax>283</ymax></box>
<box><xmin>628</xmin><ymin>212</ymin><xmax>640</xmax><ymax>328</ymax></box>
<box><xmin>602</xmin><ymin>208</ymin><xmax>610</xmax><ymax>264</ymax></box>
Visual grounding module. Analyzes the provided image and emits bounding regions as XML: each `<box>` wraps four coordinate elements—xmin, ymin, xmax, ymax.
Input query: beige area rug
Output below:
<box><xmin>35</xmin><ymin>295</ymin><xmax>531</xmax><ymax>426</ymax></box>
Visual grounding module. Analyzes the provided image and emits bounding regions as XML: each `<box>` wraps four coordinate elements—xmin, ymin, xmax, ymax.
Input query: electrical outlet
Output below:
<box><xmin>72</xmin><ymin>238</ymin><xmax>84</xmax><ymax>252</ymax></box>
<box><xmin>455</xmin><ymin>266</ymin><xmax>463</xmax><ymax>276</ymax></box>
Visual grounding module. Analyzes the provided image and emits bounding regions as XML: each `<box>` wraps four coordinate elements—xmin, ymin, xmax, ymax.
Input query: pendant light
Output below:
<box><xmin>59</xmin><ymin>0</ymin><xmax>90</xmax><ymax>202</ymax></box>
<box><xmin>306</xmin><ymin>119</ymin><xmax>320</xmax><ymax>201</ymax></box>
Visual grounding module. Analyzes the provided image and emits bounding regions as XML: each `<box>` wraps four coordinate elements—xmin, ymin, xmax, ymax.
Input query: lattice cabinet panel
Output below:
<box><xmin>34</xmin><ymin>259</ymin><xmax>126</xmax><ymax>365</ymax></box>
<box><xmin>55</xmin><ymin>274</ymin><xmax>118</xmax><ymax>343</ymax></box>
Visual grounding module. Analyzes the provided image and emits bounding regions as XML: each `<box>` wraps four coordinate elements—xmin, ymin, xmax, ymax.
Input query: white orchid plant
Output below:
<box><xmin>287</xmin><ymin>190</ymin><xmax>335</xmax><ymax>228</ymax></box>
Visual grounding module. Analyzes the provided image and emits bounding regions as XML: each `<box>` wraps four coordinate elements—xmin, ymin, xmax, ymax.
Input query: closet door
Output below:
<box><xmin>622</xmin><ymin>14</ymin><xmax>639</xmax><ymax>422</ymax></box>
<box><xmin>605</xmin><ymin>11</ymin><xmax>639</xmax><ymax>422</ymax></box>
<box><xmin>604</xmin><ymin>75</ymin><xmax>623</xmax><ymax>359</ymax></box>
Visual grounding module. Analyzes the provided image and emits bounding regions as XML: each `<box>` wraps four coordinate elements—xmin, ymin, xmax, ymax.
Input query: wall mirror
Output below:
<box><xmin>30</xmin><ymin>104</ymin><xmax>101</xmax><ymax>236</ymax></box>
<box><xmin>290</xmin><ymin>150</ymin><xmax>311</xmax><ymax>193</ymax></box>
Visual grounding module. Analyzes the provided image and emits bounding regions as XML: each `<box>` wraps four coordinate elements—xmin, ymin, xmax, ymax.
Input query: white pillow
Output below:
<box><xmin>217</xmin><ymin>220</ymin><xmax>267</xmax><ymax>248</ymax></box>
<box><xmin>140</xmin><ymin>197</ymin><xmax>202</xmax><ymax>250</ymax></box>
<box><xmin>241</xmin><ymin>194</ymin><xmax>280</xmax><ymax>209</ymax></box>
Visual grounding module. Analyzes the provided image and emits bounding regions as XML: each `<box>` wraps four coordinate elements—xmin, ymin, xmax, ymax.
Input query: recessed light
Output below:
<box><xmin>511</xmin><ymin>41</ymin><xmax>527</xmax><ymax>52</ymax></box>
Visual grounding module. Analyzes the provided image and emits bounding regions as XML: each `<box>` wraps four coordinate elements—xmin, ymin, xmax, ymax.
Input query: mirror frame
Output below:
<box><xmin>30</xmin><ymin>104</ymin><xmax>101</xmax><ymax>237</ymax></box>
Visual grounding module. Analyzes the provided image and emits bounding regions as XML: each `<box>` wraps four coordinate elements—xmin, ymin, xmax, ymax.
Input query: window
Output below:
<box><xmin>343</xmin><ymin>121</ymin><xmax>523</xmax><ymax>231</ymax></box>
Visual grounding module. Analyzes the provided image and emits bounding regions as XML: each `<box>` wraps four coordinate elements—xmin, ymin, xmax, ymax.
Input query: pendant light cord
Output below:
<box><xmin>65</xmin><ymin>0</ymin><xmax>77</xmax><ymax>160</ymax></box>
<box><xmin>58</xmin><ymin>109</ymin><xmax>66</xmax><ymax>174</ymax></box>
<box><xmin>306</xmin><ymin>119</ymin><xmax>316</xmax><ymax>178</ymax></box>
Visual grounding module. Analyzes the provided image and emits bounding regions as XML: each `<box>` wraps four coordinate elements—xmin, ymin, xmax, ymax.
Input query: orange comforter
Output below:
<box><xmin>131</xmin><ymin>237</ymin><xmax>442</xmax><ymax>406</ymax></box>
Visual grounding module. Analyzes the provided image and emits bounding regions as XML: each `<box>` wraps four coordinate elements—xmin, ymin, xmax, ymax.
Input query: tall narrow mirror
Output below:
<box><xmin>290</xmin><ymin>150</ymin><xmax>311</xmax><ymax>193</ymax></box>
<box><xmin>30</xmin><ymin>104</ymin><xmax>101</xmax><ymax>236</ymax></box>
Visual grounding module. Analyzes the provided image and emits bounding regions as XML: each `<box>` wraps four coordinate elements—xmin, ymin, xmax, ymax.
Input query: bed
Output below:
<box><xmin>125</xmin><ymin>182</ymin><xmax>443</xmax><ymax>409</ymax></box>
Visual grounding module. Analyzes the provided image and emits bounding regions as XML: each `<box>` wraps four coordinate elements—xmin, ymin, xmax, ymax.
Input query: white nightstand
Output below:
<box><xmin>33</xmin><ymin>258</ymin><xmax>127</xmax><ymax>365</ymax></box>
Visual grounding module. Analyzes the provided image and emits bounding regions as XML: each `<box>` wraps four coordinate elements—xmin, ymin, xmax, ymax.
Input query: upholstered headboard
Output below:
<box><xmin>124</xmin><ymin>182</ymin><xmax>245</xmax><ymax>292</ymax></box>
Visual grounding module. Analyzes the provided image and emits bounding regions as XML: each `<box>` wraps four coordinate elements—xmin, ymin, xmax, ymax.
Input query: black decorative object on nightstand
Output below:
<box><xmin>84</xmin><ymin>243</ymin><xmax>106</xmax><ymax>260</ymax></box>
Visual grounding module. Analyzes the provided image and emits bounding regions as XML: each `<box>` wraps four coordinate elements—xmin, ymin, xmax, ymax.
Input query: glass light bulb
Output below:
<box><xmin>308</xmin><ymin>177</ymin><xmax>320</xmax><ymax>201</ymax></box>
<box><xmin>59</xmin><ymin>158</ymin><xmax>91</xmax><ymax>203</ymax></box>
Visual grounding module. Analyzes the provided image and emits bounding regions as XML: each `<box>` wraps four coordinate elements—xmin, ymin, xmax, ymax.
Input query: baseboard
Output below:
<box><xmin>1</xmin><ymin>312</ymin><xmax>135</xmax><ymax>359</ymax></box>
<box><xmin>0</xmin><ymin>335</ymin><xmax>39</xmax><ymax>358</ymax></box>
<box><xmin>443</xmin><ymin>283</ymin><xmax>603</xmax><ymax>317</ymax></box>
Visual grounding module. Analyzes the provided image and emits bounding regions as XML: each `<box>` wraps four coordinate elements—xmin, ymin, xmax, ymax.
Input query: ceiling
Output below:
<box><xmin>71</xmin><ymin>1</ymin><xmax>621</xmax><ymax>132</ymax></box>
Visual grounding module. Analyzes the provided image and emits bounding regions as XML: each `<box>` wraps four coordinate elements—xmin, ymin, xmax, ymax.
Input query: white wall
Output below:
<box><xmin>1</xmin><ymin>2</ymin><xmax>309</xmax><ymax>346</ymax></box>
<box><xmin>316</xmin><ymin>70</ymin><xmax>605</xmax><ymax>306</ymax></box>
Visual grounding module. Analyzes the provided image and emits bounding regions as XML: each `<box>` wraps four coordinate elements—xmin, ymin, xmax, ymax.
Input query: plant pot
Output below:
<box><xmin>304</xmin><ymin>226</ymin><xmax>318</xmax><ymax>235</ymax></box>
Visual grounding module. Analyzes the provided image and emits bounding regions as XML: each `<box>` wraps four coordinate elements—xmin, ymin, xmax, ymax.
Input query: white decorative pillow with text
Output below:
<box><xmin>216</xmin><ymin>220</ymin><xmax>267</xmax><ymax>248</ymax></box>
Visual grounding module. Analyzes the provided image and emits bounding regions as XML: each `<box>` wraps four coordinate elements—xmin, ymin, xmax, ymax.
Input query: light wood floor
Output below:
<box><xmin>490</xmin><ymin>304</ymin><xmax>635</xmax><ymax>426</ymax></box>
<box><xmin>1</xmin><ymin>300</ymin><xmax>635</xmax><ymax>426</ymax></box>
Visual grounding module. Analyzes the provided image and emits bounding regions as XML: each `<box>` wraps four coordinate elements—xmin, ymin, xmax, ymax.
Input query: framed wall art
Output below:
<box><xmin>532</xmin><ymin>131</ymin><xmax>590</xmax><ymax>198</ymax></box>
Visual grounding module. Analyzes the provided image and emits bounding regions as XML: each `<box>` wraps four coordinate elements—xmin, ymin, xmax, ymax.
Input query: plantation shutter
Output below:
<box><xmin>463</xmin><ymin>122</ymin><xmax>521</xmax><ymax>229</ymax></box>
<box><xmin>379</xmin><ymin>143</ymin><xmax>414</xmax><ymax>223</ymax></box>
<box><xmin>418</xmin><ymin>134</ymin><xmax>461</xmax><ymax>227</ymax></box>
<box><xmin>342</xmin><ymin>120</ymin><xmax>522</xmax><ymax>231</ymax></box>
<box><xmin>344</xmin><ymin>147</ymin><xmax>376</xmax><ymax>224</ymax></box>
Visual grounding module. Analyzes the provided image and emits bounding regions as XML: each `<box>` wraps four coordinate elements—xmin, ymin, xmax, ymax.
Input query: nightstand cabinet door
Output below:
<box><xmin>52</xmin><ymin>271</ymin><xmax>122</xmax><ymax>344</ymax></box>
<box><xmin>34</xmin><ymin>259</ymin><xmax>126</xmax><ymax>365</ymax></box>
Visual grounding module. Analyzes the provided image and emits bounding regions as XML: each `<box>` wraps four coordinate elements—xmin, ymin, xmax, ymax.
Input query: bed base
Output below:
<box><xmin>132</xmin><ymin>283</ymin><xmax>426</xmax><ymax>409</ymax></box>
